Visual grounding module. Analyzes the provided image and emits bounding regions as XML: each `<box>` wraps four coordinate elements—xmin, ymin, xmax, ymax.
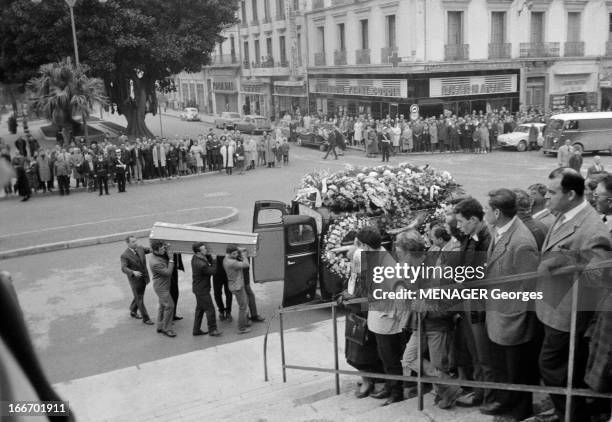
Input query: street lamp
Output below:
<box><xmin>31</xmin><ymin>0</ymin><xmax>108</xmax><ymax>66</ymax></box>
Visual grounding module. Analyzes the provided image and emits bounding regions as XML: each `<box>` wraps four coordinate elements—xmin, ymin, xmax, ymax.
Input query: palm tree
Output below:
<box><xmin>27</xmin><ymin>58</ymin><xmax>108</xmax><ymax>145</ymax></box>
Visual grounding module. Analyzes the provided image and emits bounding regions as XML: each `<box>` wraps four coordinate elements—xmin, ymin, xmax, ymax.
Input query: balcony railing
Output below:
<box><xmin>211</xmin><ymin>54</ymin><xmax>239</xmax><ymax>66</ymax></box>
<box><xmin>356</xmin><ymin>48</ymin><xmax>370</xmax><ymax>65</ymax></box>
<box><xmin>334</xmin><ymin>49</ymin><xmax>347</xmax><ymax>65</ymax></box>
<box><xmin>314</xmin><ymin>52</ymin><xmax>326</xmax><ymax>66</ymax></box>
<box><xmin>262</xmin><ymin>16</ymin><xmax>271</xmax><ymax>23</ymax></box>
<box><xmin>250</xmin><ymin>19</ymin><xmax>259</xmax><ymax>26</ymax></box>
<box><xmin>564</xmin><ymin>41</ymin><xmax>585</xmax><ymax>57</ymax></box>
<box><xmin>243</xmin><ymin>60</ymin><xmax>251</xmax><ymax>69</ymax></box>
<box><xmin>380</xmin><ymin>46</ymin><xmax>398</xmax><ymax>64</ymax></box>
<box><xmin>444</xmin><ymin>44</ymin><xmax>469</xmax><ymax>61</ymax></box>
<box><xmin>488</xmin><ymin>43</ymin><xmax>511</xmax><ymax>59</ymax></box>
<box><xmin>519</xmin><ymin>42</ymin><xmax>560</xmax><ymax>58</ymax></box>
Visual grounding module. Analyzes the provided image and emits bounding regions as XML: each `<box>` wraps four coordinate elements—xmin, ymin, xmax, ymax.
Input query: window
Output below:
<box><xmin>447</xmin><ymin>11</ymin><xmax>463</xmax><ymax>44</ymax></box>
<box><xmin>317</xmin><ymin>26</ymin><xmax>325</xmax><ymax>53</ymax></box>
<box><xmin>360</xmin><ymin>19</ymin><xmax>369</xmax><ymax>49</ymax></box>
<box><xmin>293</xmin><ymin>0</ymin><xmax>299</xmax><ymax>10</ymax></box>
<box><xmin>280</xmin><ymin>36</ymin><xmax>286</xmax><ymax>63</ymax></box>
<box><xmin>251</xmin><ymin>0</ymin><xmax>258</xmax><ymax>21</ymax></box>
<box><xmin>255</xmin><ymin>39</ymin><xmax>261</xmax><ymax>62</ymax></box>
<box><xmin>241</xmin><ymin>1</ymin><xmax>247</xmax><ymax>23</ymax></box>
<box><xmin>337</xmin><ymin>23</ymin><xmax>345</xmax><ymax>50</ymax></box>
<box><xmin>287</xmin><ymin>224</ymin><xmax>315</xmax><ymax>245</ymax></box>
<box><xmin>386</xmin><ymin>15</ymin><xmax>396</xmax><ymax>48</ymax></box>
<box><xmin>609</xmin><ymin>13</ymin><xmax>612</xmax><ymax>39</ymax></box>
<box><xmin>264</xmin><ymin>0</ymin><xmax>270</xmax><ymax>21</ymax></box>
<box><xmin>257</xmin><ymin>209</ymin><xmax>283</xmax><ymax>225</ymax></box>
<box><xmin>244</xmin><ymin>41</ymin><xmax>250</xmax><ymax>62</ymax></box>
<box><xmin>230</xmin><ymin>36</ymin><xmax>235</xmax><ymax>58</ymax></box>
<box><xmin>219</xmin><ymin>42</ymin><xmax>223</xmax><ymax>56</ymax></box>
<box><xmin>491</xmin><ymin>11</ymin><xmax>506</xmax><ymax>44</ymax></box>
<box><xmin>266</xmin><ymin>37</ymin><xmax>273</xmax><ymax>59</ymax></box>
<box><xmin>277</xmin><ymin>0</ymin><xmax>285</xmax><ymax>18</ymax></box>
<box><xmin>297</xmin><ymin>32</ymin><xmax>302</xmax><ymax>64</ymax></box>
<box><xmin>567</xmin><ymin>12</ymin><xmax>581</xmax><ymax>42</ymax></box>
<box><xmin>530</xmin><ymin>12</ymin><xmax>544</xmax><ymax>43</ymax></box>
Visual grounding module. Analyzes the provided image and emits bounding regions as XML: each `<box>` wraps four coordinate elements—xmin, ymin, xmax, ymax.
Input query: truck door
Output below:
<box><xmin>252</xmin><ymin>201</ymin><xmax>288</xmax><ymax>283</ymax></box>
<box><xmin>283</xmin><ymin>215</ymin><xmax>319</xmax><ymax>307</ymax></box>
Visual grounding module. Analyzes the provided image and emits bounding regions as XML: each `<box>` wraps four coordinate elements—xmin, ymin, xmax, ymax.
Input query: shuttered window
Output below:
<box><xmin>530</xmin><ymin>12</ymin><xmax>544</xmax><ymax>43</ymax></box>
<box><xmin>447</xmin><ymin>12</ymin><xmax>463</xmax><ymax>45</ymax></box>
<box><xmin>491</xmin><ymin>12</ymin><xmax>506</xmax><ymax>44</ymax></box>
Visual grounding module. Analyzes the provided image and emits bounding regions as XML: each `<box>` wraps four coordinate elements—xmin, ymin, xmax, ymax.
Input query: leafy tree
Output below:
<box><xmin>0</xmin><ymin>0</ymin><xmax>238</xmax><ymax>138</ymax></box>
<box><xmin>28</xmin><ymin>58</ymin><xmax>108</xmax><ymax>143</ymax></box>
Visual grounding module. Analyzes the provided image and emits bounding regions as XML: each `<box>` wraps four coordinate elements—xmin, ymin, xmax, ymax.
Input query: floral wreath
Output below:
<box><xmin>322</xmin><ymin>215</ymin><xmax>372</xmax><ymax>280</ymax></box>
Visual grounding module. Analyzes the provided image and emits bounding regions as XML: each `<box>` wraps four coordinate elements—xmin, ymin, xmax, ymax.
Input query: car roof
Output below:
<box><xmin>245</xmin><ymin>115</ymin><xmax>267</xmax><ymax>119</ymax></box>
<box><xmin>185</xmin><ymin>107</ymin><xmax>198</xmax><ymax>111</ymax></box>
<box><xmin>518</xmin><ymin>123</ymin><xmax>545</xmax><ymax>127</ymax></box>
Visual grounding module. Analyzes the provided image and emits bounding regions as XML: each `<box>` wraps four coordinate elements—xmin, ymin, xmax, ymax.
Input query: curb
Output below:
<box><xmin>0</xmin><ymin>169</ymin><xmax>223</xmax><ymax>201</ymax></box>
<box><xmin>0</xmin><ymin>207</ymin><xmax>239</xmax><ymax>260</ymax></box>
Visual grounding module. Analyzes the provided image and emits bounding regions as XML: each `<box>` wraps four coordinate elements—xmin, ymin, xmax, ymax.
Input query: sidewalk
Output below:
<box><xmin>53</xmin><ymin>318</ymin><xmax>490</xmax><ymax>422</ymax></box>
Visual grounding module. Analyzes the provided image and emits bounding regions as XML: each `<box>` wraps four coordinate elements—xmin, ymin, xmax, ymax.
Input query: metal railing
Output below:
<box><xmin>356</xmin><ymin>48</ymin><xmax>370</xmax><ymax>65</ymax></box>
<box><xmin>334</xmin><ymin>49</ymin><xmax>347</xmax><ymax>65</ymax></box>
<box><xmin>269</xmin><ymin>259</ymin><xmax>612</xmax><ymax>422</ymax></box>
<box><xmin>520</xmin><ymin>42</ymin><xmax>560</xmax><ymax>58</ymax></box>
<box><xmin>564</xmin><ymin>41</ymin><xmax>585</xmax><ymax>57</ymax></box>
<box><xmin>444</xmin><ymin>44</ymin><xmax>469</xmax><ymax>61</ymax></box>
<box><xmin>314</xmin><ymin>52</ymin><xmax>326</xmax><ymax>66</ymax></box>
<box><xmin>381</xmin><ymin>46</ymin><xmax>398</xmax><ymax>64</ymax></box>
<box><xmin>211</xmin><ymin>54</ymin><xmax>238</xmax><ymax>66</ymax></box>
<box><xmin>488</xmin><ymin>43</ymin><xmax>511</xmax><ymax>59</ymax></box>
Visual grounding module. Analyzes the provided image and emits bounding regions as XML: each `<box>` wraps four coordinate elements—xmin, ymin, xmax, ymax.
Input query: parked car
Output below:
<box><xmin>497</xmin><ymin>123</ymin><xmax>545</xmax><ymax>152</ymax></box>
<box><xmin>296</xmin><ymin>124</ymin><xmax>346</xmax><ymax>151</ymax></box>
<box><xmin>214</xmin><ymin>112</ymin><xmax>242</xmax><ymax>129</ymax></box>
<box><xmin>235</xmin><ymin>115</ymin><xmax>272</xmax><ymax>134</ymax></box>
<box><xmin>180</xmin><ymin>107</ymin><xmax>200</xmax><ymax>121</ymax></box>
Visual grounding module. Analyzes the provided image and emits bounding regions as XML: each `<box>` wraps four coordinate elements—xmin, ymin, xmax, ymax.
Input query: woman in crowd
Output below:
<box><xmin>256</xmin><ymin>137</ymin><xmax>266</xmax><ymax>167</ymax></box>
<box><xmin>235</xmin><ymin>140</ymin><xmax>245</xmax><ymax>175</ymax></box>
<box><xmin>36</xmin><ymin>149</ymin><xmax>52</xmax><ymax>192</ymax></box>
<box><xmin>190</xmin><ymin>141</ymin><xmax>204</xmax><ymax>173</ymax></box>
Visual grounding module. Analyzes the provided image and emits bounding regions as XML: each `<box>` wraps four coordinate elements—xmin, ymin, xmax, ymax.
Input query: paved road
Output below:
<box><xmin>2</xmin><ymin>136</ymin><xmax>609</xmax><ymax>384</ymax></box>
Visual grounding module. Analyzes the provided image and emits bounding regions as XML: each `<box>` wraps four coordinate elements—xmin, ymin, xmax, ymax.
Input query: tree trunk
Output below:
<box><xmin>124</xmin><ymin>78</ymin><xmax>154</xmax><ymax>140</ymax></box>
<box><xmin>82</xmin><ymin>113</ymin><xmax>89</xmax><ymax>144</ymax></box>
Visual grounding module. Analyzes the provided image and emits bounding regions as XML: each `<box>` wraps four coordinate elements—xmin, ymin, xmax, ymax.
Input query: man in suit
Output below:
<box><xmin>529</xmin><ymin>183</ymin><xmax>556</xmax><ymax>231</ymax></box>
<box><xmin>120</xmin><ymin>236</ymin><xmax>154</xmax><ymax>325</ymax></box>
<box><xmin>557</xmin><ymin>139</ymin><xmax>574</xmax><ymax>168</ymax></box>
<box><xmin>322</xmin><ymin>128</ymin><xmax>338</xmax><ymax>160</ymax></box>
<box><xmin>514</xmin><ymin>188</ymin><xmax>548</xmax><ymax>250</ymax></box>
<box><xmin>191</xmin><ymin>243</ymin><xmax>222</xmax><ymax>337</ymax></box>
<box><xmin>536</xmin><ymin>168</ymin><xmax>612</xmax><ymax>422</ymax></box>
<box><xmin>454</xmin><ymin>198</ymin><xmax>495</xmax><ymax>408</ymax></box>
<box><xmin>587</xmin><ymin>156</ymin><xmax>605</xmax><ymax>177</ymax></box>
<box><xmin>483</xmin><ymin>189</ymin><xmax>540</xmax><ymax>420</ymax></box>
<box><xmin>149</xmin><ymin>240</ymin><xmax>177</xmax><ymax>337</ymax></box>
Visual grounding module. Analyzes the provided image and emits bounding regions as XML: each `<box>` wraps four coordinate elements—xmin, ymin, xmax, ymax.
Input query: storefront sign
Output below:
<box><xmin>429</xmin><ymin>74</ymin><xmax>517</xmax><ymax>97</ymax></box>
<box><xmin>309</xmin><ymin>78</ymin><xmax>408</xmax><ymax>98</ymax></box>
<box><xmin>273</xmin><ymin>83</ymin><xmax>307</xmax><ymax>97</ymax></box>
<box><xmin>213</xmin><ymin>81</ymin><xmax>235</xmax><ymax>92</ymax></box>
<box><xmin>554</xmin><ymin>73</ymin><xmax>594</xmax><ymax>94</ymax></box>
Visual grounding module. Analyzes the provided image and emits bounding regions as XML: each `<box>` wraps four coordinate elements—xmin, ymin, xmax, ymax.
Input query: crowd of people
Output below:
<box><xmin>336</xmin><ymin>162</ymin><xmax>612</xmax><ymax>422</ymax></box>
<box><xmin>0</xmin><ymin>127</ymin><xmax>291</xmax><ymax>201</ymax></box>
<box><xmin>120</xmin><ymin>236</ymin><xmax>266</xmax><ymax>338</ymax></box>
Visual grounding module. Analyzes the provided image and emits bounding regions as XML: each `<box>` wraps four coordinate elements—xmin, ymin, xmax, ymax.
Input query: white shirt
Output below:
<box><xmin>532</xmin><ymin>208</ymin><xmax>549</xmax><ymax>220</ymax></box>
<box><xmin>494</xmin><ymin>216</ymin><xmax>517</xmax><ymax>243</ymax></box>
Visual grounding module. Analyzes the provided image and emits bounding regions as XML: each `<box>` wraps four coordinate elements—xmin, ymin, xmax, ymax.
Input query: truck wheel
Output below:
<box><xmin>572</xmin><ymin>143</ymin><xmax>584</xmax><ymax>154</ymax></box>
<box><xmin>517</xmin><ymin>140</ymin><xmax>527</xmax><ymax>152</ymax></box>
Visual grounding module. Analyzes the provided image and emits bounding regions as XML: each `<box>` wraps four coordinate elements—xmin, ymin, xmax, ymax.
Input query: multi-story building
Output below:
<box><xmin>305</xmin><ymin>0</ymin><xmax>612</xmax><ymax>118</ymax></box>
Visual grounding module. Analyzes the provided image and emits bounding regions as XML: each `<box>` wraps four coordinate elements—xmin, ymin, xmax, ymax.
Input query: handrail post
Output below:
<box><xmin>564</xmin><ymin>271</ymin><xmax>580</xmax><ymax>422</ymax></box>
<box><xmin>417</xmin><ymin>311</ymin><xmax>423</xmax><ymax>411</ymax></box>
<box><xmin>332</xmin><ymin>303</ymin><xmax>340</xmax><ymax>395</ymax></box>
<box><xmin>279</xmin><ymin>307</ymin><xmax>287</xmax><ymax>383</ymax></box>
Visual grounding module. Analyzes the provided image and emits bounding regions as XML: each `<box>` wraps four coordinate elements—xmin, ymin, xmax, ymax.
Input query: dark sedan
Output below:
<box><xmin>296</xmin><ymin>124</ymin><xmax>346</xmax><ymax>151</ymax></box>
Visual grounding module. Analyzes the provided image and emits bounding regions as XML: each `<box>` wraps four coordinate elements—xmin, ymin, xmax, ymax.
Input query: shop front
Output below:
<box><xmin>308</xmin><ymin>77</ymin><xmax>408</xmax><ymax>119</ymax></box>
<box><xmin>240</xmin><ymin>79</ymin><xmax>272</xmax><ymax>118</ymax></box>
<box><xmin>549</xmin><ymin>70</ymin><xmax>598</xmax><ymax>112</ymax></box>
<box><xmin>600</xmin><ymin>66</ymin><xmax>612</xmax><ymax>111</ymax></box>
<box><xmin>212</xmin><ymin>79</ymin><xmax>239</xmax><ymax>114</ymax></box>
<box><xmin>272</xmin><ymin>81</ymin><xmax>308</xmax><ymax>120</ymax></box>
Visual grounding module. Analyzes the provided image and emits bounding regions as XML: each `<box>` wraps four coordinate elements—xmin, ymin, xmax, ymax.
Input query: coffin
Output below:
<box><xmin>149</xmin><ymin>222</ymin><xmax>259</xmax><ymax>256</ymax></box>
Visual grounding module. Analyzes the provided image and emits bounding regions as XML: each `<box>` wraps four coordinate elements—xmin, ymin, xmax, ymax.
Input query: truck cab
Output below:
<box><xmin>252</xmin><ymin>200</ymin><xmax>346</xmax><ymax>307</ymax></box>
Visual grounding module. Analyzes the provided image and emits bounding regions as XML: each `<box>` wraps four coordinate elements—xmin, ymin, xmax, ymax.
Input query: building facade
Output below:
<box><xmin>304</xmin><ymin>0</ymin><xmax>612</xmax><ymax>119</ymax></box>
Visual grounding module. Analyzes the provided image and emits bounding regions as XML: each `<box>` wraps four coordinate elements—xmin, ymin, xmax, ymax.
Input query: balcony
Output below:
<box><xmin>488</xmin><ymin>43</ymin><xmax>511</xmax><ymax>59</ymax></box>
<box><xmin>607</xmin><ymin>41</ymin><xmax>612</xmax><ymax>56</ymax></box>
<box><xmin>356</xmin><ymin>49</ymin><xmax>370</xmax><ymax>65</ymax></box>
<box><xmin>314</xmin><ymin>52</ymin><xmax>326</xmax><ymax>66</ymax></box>
<box><xmin>262</xmin><ymin>16</ymin><xmax>271</xmax><ymax>23</ymax></box>
<box><xmin>243</xmin><ymin>60</ymin><xmax>250</xmax><ymax>69</ymax></box>
<box><xmin>334</xmin><ymin>49</ymin><xmax>347</xmax><ymax>65</ymax></box>
<box><xmin>564</xmin><ymin>41</ymin><xmax>585</xmax><ymax>57</ymax></box>
<box><xmin>210</xmin><ymin>54</ymin><xmax>239</xmax><ymax>66</ymax></box>
<box><xmin>519</xmin><ymin>42</ymin><xmax>560</xmax><ymax>58</ymax></box>
<box><xmin>444</xmin><ymin>44</ymin><xmax>469</xmax><ymax>61</ymax></box>
<box><xmin>381</xmin><ymin>46</ymin><xmax>398</xmax><ymax>64</ymax></box>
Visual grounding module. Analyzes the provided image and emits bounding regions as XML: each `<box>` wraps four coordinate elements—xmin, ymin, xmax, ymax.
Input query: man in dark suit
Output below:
<box><xmin>454</xmin><ymin>198</ymin><xmax>494</xmax><ymax>408</ymax></box>
<box><xmin>536</xmin><ymin>168</ymin><xmax>612</xmax><ymax>422</ymax></box>
<box><xmin>483</xmin><ymin>189</ymin><xmax>540</xmax><ymax>420</ymax></box>
<box><xmin>191</xmin><ymin>243</ymin><xmax>222</xmax><ymax>337</ymax></box>
<box><xmin>322</xmin><ymin>127</ymin><xmax>338</xmax><ymax>160</ymax></box>
<box><xmin>120</xmin><ymin>236</ymin><xmax>154</xmax><ymax>325</ymax></box>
